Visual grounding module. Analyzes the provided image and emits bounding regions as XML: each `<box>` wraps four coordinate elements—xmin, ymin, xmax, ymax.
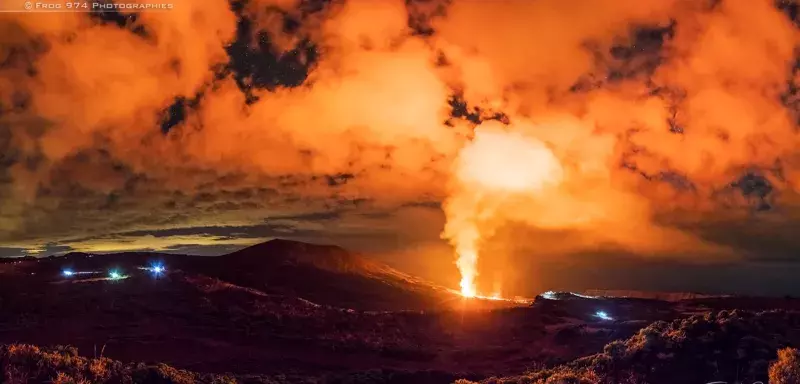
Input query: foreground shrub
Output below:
<box><xmin>464</xmin><ymin>310</ymin><xmax>800</xmax><ymax>384</ymax></box>
<box><xmin>769</xmin><ymin>347</ymin><xmax>800</xmax><ymax>384</ymax></box>
<box><xmin>0</xmin><ymin>344</ymin><xmax>236</xmax><ymax>384</ymax></box>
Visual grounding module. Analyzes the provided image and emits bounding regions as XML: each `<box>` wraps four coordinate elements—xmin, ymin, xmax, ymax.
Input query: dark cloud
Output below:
<box><xmin>323</xmin><ymin>172</ymin><xmax>355</xmax><ymax>187</ymax></box>
<box><xmin>101</xmin><ymin>218</ymin><xmax>332</xmax><ymax>241</ymax></box>
<box><xmin>224</xmin><ymin>0</ymin><xmax>325</xmax><ymax>102</ymax></box>
<box><xmin>159</xmin><ymin>94</ymin><xmax>201</xmax><ymax>134</ymax></box>
<box><xmin>731</xmin><ymin>172</ymin><xmax>775</xmax><ymax>211</ymax></box>
<box><xmin>0</xmin><ymin>247</ymin><xmax>26</xmax><ymax>258</ymax></box>
<box><xmin>157</xmin><ymin>243</ymin><xmax>247</xmax><ymax>256</ymax></box>
<box><xmin>405</xmin><ymin>0</ymin><xmax>450</xmax><ymax>37</ymax></box>
<box><xmin>0</xmin><ymin>243</ymin><xmax>72</xmax><ymax>257</ymax></box>
<box><xmin>777</xmin><ymin>0</ymin><xmax>800</xmax><ymax>28</ymax></box>
<box><xmin>270</xmin><ymin>210</ymin><xmax>345</xmax><ymax>222</ymax></box>
<box><xmin>672</xmin><ymin>216</ymin><xmax>800</xmax><ymax>263</ymax></box>
<box><xmin>606</xmin><ymin>24</ymin><xmax>674</xmax><ymax>81</ymax></box>
<box><xmin>446</xmin><ymin>92</ymin><xmax>510</xmax><ymax>126</ymax></box>
<box><xmin>533</xmin><ymin>256</ymin><xmax>800</xmax><ymax>297</ymax></box>
<box><xmin>401</xmin><ymin>200</ymin><xmax>441</xmax><ymax>210</ymax></box>
<box><xmin>88</xmin><ymin>3</ymin><xmax>149</xmax><ymax>38</ymax></box>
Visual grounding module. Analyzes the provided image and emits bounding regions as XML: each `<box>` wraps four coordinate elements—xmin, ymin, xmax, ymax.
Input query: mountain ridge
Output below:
<box><xmin>222</xmin><ymin>238</ymin><xmax>381</xmax><ymax>275</ymax></box>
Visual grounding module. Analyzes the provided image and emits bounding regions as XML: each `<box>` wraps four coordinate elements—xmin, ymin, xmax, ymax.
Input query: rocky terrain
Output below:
<box><xmin>1</xmin><ymin>239</ymin><xmax>799</xmax><ymax>383</ymax></box>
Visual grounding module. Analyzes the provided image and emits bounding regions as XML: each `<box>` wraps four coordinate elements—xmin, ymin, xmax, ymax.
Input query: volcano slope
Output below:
<box><xmin>1</xmin><ymin>239</ymin><xmax>800</xmax><ymax>383</ymax></box>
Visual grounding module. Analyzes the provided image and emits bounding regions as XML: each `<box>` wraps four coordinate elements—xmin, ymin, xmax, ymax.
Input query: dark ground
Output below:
<box><xmin>1</xmin><ymin>239</ymin><xmax>799</xmax><ymax>383</ymax></box>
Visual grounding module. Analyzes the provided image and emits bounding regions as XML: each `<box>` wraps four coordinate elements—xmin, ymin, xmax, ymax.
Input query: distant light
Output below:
<box><xmin>150</xmin><ymin>263</ymin><xmax>165</xmax><ymax>276</ymax></box>
<box><xmin>594</xmin><ymin>310</ymin><xmax>613</xmax><ymax>321</ymax></box>
<box><xmin>109</xmin><ymin>270</ymin><xmax>122</xmax><ymax>280</ymax></box>
<box><xmin>541</xmin><ymin>291</ymin><xmax>558</xmax><ymax>300</ymax></box>
<box><xmin>62</xmin><ymin>269</ymin><xmax>74</xmax><ymax>277</ymax></box>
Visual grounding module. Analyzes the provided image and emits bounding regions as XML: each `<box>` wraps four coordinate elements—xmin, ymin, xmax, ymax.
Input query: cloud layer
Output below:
<box><xmin>1</xmin><ymin>0</ymin><xmax>799</xmax><ymax>292</ymax></box>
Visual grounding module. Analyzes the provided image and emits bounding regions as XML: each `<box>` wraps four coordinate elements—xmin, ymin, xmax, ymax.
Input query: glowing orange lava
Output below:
<box><xmin>460</xmin><ymin>277</ymin><xmax>476</xmax><ymax>298</ymax></box>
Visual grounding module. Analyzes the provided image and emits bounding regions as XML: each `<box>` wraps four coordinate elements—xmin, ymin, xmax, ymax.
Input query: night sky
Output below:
<box><xmin>1</xmin><ymin>0</ymin><xmax>800</xmax><ymax>296</ymax></box>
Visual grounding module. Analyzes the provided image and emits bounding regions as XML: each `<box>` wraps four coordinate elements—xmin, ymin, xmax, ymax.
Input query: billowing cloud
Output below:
<box><xmin>1</xmin><ymin>0</ymin><xmax>799</xmax><ymax>295</ymax></box>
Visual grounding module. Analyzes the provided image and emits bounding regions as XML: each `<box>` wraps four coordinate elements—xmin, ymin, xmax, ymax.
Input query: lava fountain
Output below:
<box><xmin>442</xmin><ymin>123</ymin><xmax>564</xmax><ymax>298</ymax></box>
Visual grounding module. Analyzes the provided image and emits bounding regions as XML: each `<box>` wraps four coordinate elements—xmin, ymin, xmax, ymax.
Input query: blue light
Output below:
<box><xmin>541</xmin><ymin>291</ymin><xmax>558</xmax><ymax>300</ymax></box>
<box><xmin>594</xmin><ymin>310</ymin><xmax>613</xmax><ymax>321</ymax></box>
<box><xmin>109</xmin><ymin>270</ymin><xmax>122</xmax><ymax>280</ymax></box>
<box><xmin>150</xmin><ymin>263</ymin><xmax>165</xmax><ymax>275</ymax></box>
<box><xmin>62</xmin><ymin>269</ymin><xmax>74</xmax><ymax>277</ymax></box>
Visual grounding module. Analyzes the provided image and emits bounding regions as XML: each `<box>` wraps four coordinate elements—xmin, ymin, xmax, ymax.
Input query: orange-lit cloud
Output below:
<box><xmin>0</xmin><ymin>0</ymin><xmax>799</xmax><ymax>294</ymax></box>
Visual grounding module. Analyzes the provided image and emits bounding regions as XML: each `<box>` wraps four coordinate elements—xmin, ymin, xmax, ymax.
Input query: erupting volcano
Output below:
<box><xmin>443</xmin><ymin>124</ymin><xmax>564</xmax><ymax>298</ymax></box>
<box><xmin>3</xmin><ymin>0</ymin><xmax>800</xmax><ymax>382</ymax></box>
